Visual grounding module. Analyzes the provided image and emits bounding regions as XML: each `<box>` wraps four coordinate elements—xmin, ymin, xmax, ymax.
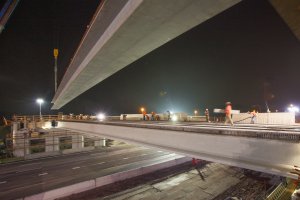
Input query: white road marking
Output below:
<box><xmin>0</xmin><ymin>181</ymin><xmax>7</xmax><ymax>184</ymax></box>
<box><xmin>72</xmin><ymin>166</ymin><xmax>80</xmax><ymax>170</ymax></box>
<box><xmin>20</xmin><ymin>162</ymin><xmax>42</xmax><ymax>167</ymax></box>
<box><xmin>123</xmin><ymin>157</ymin><xmax>128</xmax><ymax>160</ymax></box>
<box><xmin>90</xmin><ymin>153</ymin><xmax>103</xmax><ymax>156</ymax></box>
<box><xmin>157</xmin><ymin>151</ymin><xmax>163</xmax><ymax>153</ymax></box>
<box><xmin>38</xmin><ymin>172</ymin><xmax>48</xmax><ymax>176</ymax></box>
<box><xmin>84</xmin><ymin>162</ymin><xmax>106</xmax><ymax>167</ymax></box>
<box><xmin>141</xmin><ymin>154</ymin><xmax>147</xmax><ymax>156</ymax></box>
<box><xmin>16</xmin><ymin>168</ymin><xmax>41</xmax><ymax>173</ymax></box>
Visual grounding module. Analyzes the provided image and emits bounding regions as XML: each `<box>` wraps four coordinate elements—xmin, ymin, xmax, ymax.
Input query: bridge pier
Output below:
<box><xmin>13</xmin><ymin>135</ymin><xmax>30</xmax><ymax>157</ymax></box>
<box><xmin>45</xmin><ymin>136</ymin><xmax>59</xmax><ymax>152</ymax></box>
<box><xmin>94</xmin><ymin>138</ymin><xmax>106</xmax><ymax>147</ymax></box>
<box><xmin>72</xmin><ymin>134</ymin><xmax>84</xmax><ymax>149</ymax></box>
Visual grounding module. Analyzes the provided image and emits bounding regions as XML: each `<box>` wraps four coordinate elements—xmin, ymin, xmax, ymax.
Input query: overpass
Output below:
<box><xmin>51</xmin><ymin>0</ymin><xmax>241</xmax><ymax>109</ymax></box>
<box><xmin>56</xmin><ymin>119</ymin><xmax>300</xmax><ymax>179</ymax></box>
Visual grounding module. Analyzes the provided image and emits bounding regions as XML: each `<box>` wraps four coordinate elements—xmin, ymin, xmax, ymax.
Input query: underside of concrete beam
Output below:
<box><xmin>51</xmin><ymin>0</ymin><xmax>240</xmax><ymax>109</ymax></box>
<box><xmin>58</xmin><ymin>121</ymin><xmax>300</xmax><ymax>179</ymax></box>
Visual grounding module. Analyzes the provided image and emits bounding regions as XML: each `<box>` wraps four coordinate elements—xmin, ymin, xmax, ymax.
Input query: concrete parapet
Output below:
<box><xmin>25</xmin><ymin>151</ymin><xmax>60</xmax><ymax>160</ymax></box>
<box><xmin>62</xmin><ymin>146</ymin><xmax>94</xmax><ymax>154</ymax></box>
<box><xmin>187</xmin><ymin>116</ymin><xmax>206</xmax><ymax>122</ymax></box>
<box><xmin>24</xmin><ymin>180</ymin><xmax>96</xmax><ymax>200</ymax></box>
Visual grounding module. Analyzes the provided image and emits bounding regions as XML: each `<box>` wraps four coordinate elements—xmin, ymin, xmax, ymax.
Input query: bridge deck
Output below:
<box><xmin>60</xmin><ymin>120</ymin><xmax>300</xmax><ymax>142</ymax></box>
<box><xmin>57</xmin><ymin>120</ymin><xmax>300</xmax><ymax>178</ymax></box>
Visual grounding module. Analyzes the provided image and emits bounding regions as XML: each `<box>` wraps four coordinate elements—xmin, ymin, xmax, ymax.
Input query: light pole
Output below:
<box><xmin>36</xmin><ymin>98</ymin><xmax>44</xmax><ymax>119</ymax></box>
<box><xmin>288</xmin><ymin>104</ymin><xmax>299</xmax><ymax>113</ymax></box>
<box><xmin>53</xmin><ymin>48</ymin><xmax>59</xmax><ymax>92</ymax></box>
<box><xmin>194</xmin><ymin>110</ymin><xmax>198</xmax><ymax>116</ymax></box>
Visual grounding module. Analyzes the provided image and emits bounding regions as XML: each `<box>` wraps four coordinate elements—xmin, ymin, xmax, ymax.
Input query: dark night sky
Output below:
<box><xmin>1</xmin><ymin>0</ymin><xmax>300</xmax><ymax>117</ymax></box>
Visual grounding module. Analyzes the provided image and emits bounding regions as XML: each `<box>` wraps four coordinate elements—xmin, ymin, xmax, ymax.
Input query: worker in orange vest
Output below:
<box><xmin>250</xmin><ymin>110</ymin><xmax>258</xmax><ymax>124</ymax></box>
<box><xmin>224</xmin><ymin>102</ymin><xmax>233</xmax><ymax>126</ymax></box>
<box><xmin>141</xmin><ymin>108</ymin><xmax>147</xmax><ymax>120</ymax></box>
<box><xmin>151</xmin><ymin>111</ymin><xmax>155</xmax><ymax>121</ymax></box>
<box><xmin>205</xmin><ymin>109</ymin><xmax>210</xmax><ymax>122</ymax></box>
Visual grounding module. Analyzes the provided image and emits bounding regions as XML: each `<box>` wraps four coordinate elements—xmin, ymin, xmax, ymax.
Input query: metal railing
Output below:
<box><xmin>14</xmin><ymin>115</ymin><xmax>59</xmax><ymax>122</ymax></box>
<box><xmin>266</xmin><ymin>180</ymin><xmax>296</xmax><ymax>200</ymax></box>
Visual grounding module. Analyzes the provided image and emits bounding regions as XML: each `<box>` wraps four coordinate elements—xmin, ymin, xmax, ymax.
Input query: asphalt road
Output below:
<box><xmin>0</xmin><ymin>144</ymin><xmax>180</xmax><ymax>200</ymax></box>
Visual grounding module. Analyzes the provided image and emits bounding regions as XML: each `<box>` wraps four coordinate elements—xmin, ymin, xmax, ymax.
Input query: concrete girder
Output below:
<box><xmin>51</xmin><ymin>0</ymin><xmax>240</xmax><ymax>109</ymax></box>
<box><xmin>269</xmin><ymin>0</ymin><xmax>300</xmax><ymax>41</ymax></box>
<box><xmin>58</xmin><ymin>121</ymin><xmax>300</xmax><ymax>178</ymax></box>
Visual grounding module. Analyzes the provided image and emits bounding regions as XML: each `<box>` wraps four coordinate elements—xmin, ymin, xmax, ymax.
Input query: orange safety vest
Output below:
<box><xmin>225</xmin><ymin>105</ymin><xmax>232</xmax><ymax>115</ymax></box>
<box><xmin>251</xmin><ymin>111</ymin><xmax>257</xmax><ymax>116</ymax></box>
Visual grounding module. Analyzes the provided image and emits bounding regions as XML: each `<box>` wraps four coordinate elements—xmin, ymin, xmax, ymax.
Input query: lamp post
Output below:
<box><xmin>194</xmin><ymin>110</ymin><xmax>198</xmax><ymax>116</ymax></box>
<box><xmin>288</xmin><ymin>104</ymin><xmax>299</xmax><ymax>113</ymax></box>
<box><xmin>36</xmin><ymin>98</ymin><xmax>44</xmax><ymax>119</ymax></box>
<box><xmin>53</xmin><ymin>48</ymin><xmax>59</xmax><ymax>92</ymax></box>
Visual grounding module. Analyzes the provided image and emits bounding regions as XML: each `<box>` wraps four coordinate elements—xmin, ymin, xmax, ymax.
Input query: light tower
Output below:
<box><xmin>36</xmin><ymin>98</ymin><xmax>44</xmax><ymax>119</ymax></box>
<box><xmin>53</xmin><ymin>48</ymin><xmax>59</xmax><ymax>92</ymax></box>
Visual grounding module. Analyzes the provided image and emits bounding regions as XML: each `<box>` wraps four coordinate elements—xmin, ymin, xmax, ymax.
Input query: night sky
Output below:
<box><xmin>1</xmin><ymin>0</ymin><xmax>300</xmax><ymax>117</ymax></box>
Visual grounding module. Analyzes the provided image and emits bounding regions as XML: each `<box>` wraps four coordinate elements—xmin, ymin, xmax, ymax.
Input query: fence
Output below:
<box><xmin>266</xmin><ymin>180</ymin><xmax>297</xmax><ymax>200</ymax></box>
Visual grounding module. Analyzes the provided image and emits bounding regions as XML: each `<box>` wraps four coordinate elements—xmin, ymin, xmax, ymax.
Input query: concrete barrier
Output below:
<box><xmin>62</xmin><ymin>146</ymin><xmax>95</xmax><ymax>154</ymax></box>
<box><xmin>23</xmin><ymin>156</ymin><xmax>189</xmax><ymax>200</ymax></box>
<box><xmin>187</xmin><ymin>116</ymin><xmax>206</xmax><ymax>122</ymax></box>
<box><xmin>24</xmin><ymin>180</ymin><xmax>96</xmax><ymax>200</ymax></box>
<box><xmin>25</xmin><ymin>151</ymin><xmax>60</xmax><ymax>160</ymax></box>
<box><xmin>232</xmin><ymin>112</ymin><xmax>295</xmax><ymax>125</ymax></box>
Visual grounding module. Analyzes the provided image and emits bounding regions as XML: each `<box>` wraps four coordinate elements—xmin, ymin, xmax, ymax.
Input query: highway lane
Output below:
<box><xmin>0</xmin><ymin>144</ymin><xmax>181</xmax><ymax>200</ymax></box>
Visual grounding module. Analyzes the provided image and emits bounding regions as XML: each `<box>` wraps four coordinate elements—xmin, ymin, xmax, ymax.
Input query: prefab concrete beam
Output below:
<box><xmin>58</xmin><ymin>121</ymin><xmax>300</xmax><ymax>178</ymax></box>
<box><xmin>51</xmin><ymin>0</ymin><xmax>240</xmax><ymax>109</ymax></box>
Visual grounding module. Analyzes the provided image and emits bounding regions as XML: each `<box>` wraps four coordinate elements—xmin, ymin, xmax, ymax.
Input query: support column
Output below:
<box><xmin>13</xmin><ymin>132</ymin><xmax>29</xmax><ymax>157</ymax></box>
<box><xmin>72</xmin><ymin>134</ymin><xmax>84</xmax><ymax>149</ymax></box>
<box><xmin>12</xmin><ymin>122</ymin><xmax>19</xmax><ymax>135</ymax></box>
<box><xmin>45</xmin><ymin>136</ymin><xmax>59</xmax><ymax>152</ymax></box>
<box><xmin>94</xmin><ymin>138</ymin><xmax>106</xmax><ymax>147</ymax></box>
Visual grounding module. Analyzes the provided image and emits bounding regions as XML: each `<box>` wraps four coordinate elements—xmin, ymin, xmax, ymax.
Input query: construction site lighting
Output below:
<box><xmin>97</xmin><ymin>113</ymin><xmax>106</xmax><ymax>121</ymax></box>
<box><xmin>287</xmin><ymin>105</ymin><xmax>299</xmax><ymax>113</ymax></box>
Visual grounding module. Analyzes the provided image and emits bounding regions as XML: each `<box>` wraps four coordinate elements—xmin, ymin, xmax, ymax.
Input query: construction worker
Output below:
<box><xmin>224</xmin><ymin>102</ymin><xmax>233</xmax><ymax>126</ymax></box>
<box><xmin>250</xmin><ymin>110</ymin><xmax>258</xmax><ymax>124</ymax></box>
<box><xmin>151</xmin><ymin>112</ymin><xmax>155</xmax><ymax>121</ymax></box>
<box><xmin>166</xmin><ymin>111</ymin><xmax>171</xmax><ymax>121</ymax></box>
<box><xmin>141</xmin><ymin>108</ymin><xmax>146</xmax><ymax>120</ymax></box>
<box><xmin>205</xmin><ymin>109</ymin><xmax>210</xmax><ymax>122</ymax></box>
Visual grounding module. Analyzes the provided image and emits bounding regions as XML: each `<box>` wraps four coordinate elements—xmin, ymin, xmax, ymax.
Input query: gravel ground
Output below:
<box><xmin>57</xmin><ymin>162</ymin><xmax>194</xmax><ymax>200</ymax></box>
<box><xmin>58</xmin><ymin>162</ymin><xmax>280</xmax><ymax>200</ymax></box>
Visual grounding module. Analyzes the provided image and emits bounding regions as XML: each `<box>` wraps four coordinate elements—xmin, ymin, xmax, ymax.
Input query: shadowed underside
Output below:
<box><xmin>270</xmin><ymin>0</ymin><xmax>300</xmax><ymax>41</ymax></box>
<box><xmin>51</xmin><ymin>0</ymin><xmax>240</xmax><ymax>109</ymax></box>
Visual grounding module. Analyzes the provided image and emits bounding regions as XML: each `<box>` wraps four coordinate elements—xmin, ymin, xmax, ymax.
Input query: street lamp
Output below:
<box><xmin>287</xmin><ymin>104</ymin><xmax>299</xmax><ymax>113</ymax></box>
<box><xmin>194</xmin><ymin>110</ymin><xmax>198</xmax><ymax>116</ymax></box>
<box><xmin>97</xmin><ymin>113</ymin><xmax>105</xmax><ymax>121</ymax></box>
<box><xmin>36</xmin><ymin>98</ymin><xmax>44</xmax><ymax>119</ymax></box>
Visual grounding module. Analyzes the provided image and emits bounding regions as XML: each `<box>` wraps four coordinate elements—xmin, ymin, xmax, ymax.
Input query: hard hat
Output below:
<box><xmin>225</xmin><ymin>102</ymin><xmax>231</xmax><ymax>105</ymax></box>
